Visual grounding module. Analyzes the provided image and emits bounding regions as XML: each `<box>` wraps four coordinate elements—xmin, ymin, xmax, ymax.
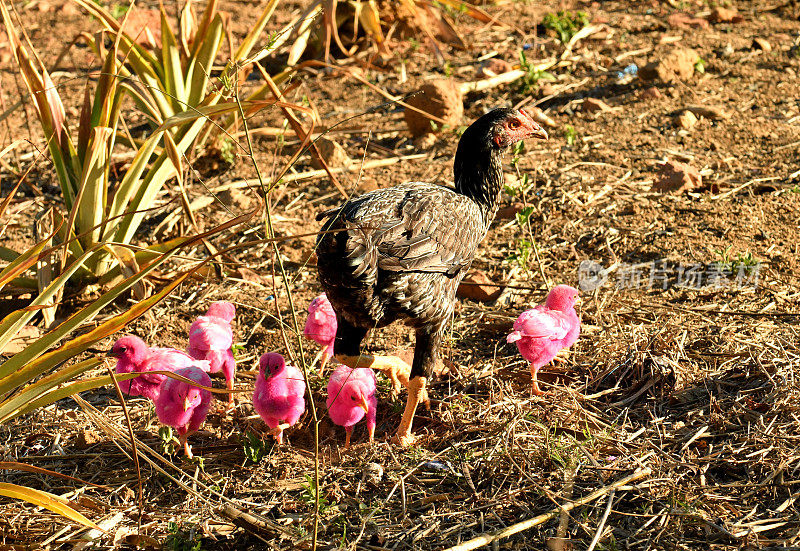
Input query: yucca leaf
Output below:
<box><xmin>161</xmin><ymin>9</ymin><xmax>186</xmax><ymax>114</ymax></box>
<box><xmin>0</xmin><ymin>358</ymin><xmax>101</xmax><ymax>420</ymax></box>
<box><xmin>0</xmin><ymin>244</ymin><xmax>199</xmax><ymax>391</ymax></box>
<box><xmin>189</xmin><ymin>0</ymin><xmax>220</xmax><ymax>58</ymax></box>
<box><xmin>0</xmin><ymin>462</ymin><xmax>106</xmax><ymax>488</ymax></box>
<box><xmin>0</xmin><ymin>247</ymin><xmax>101</xmax><ymax>355</ymax></box>
<box><xmin>234</xmin><ymin>0</ymin><xmax>279</xmax><ymax>63</ymax></box>
<box><xmin>186</xmin><ymin>13</ymin><xmax>223</xmax><ymax>108</ymax></box>
<box><xmin>70</xmin><ymin>127</ymin><xmax>113</xmax><ymax>252</ymax></box>
<box><xmin>0</xmin><ymin>482</ymin><xmax>101</xmax><ymax>530</ymax></box>
<box><xmin>3</xmin><ymin>372</ymin><xmax>137</xmax><ymax>423</ymax></box>
<box><xmin>179</xmin><ymin>0</ymin><xmax>197</xmax><ymax>55</ymax></box>
<box><xmin>0</xmin><ymin>227</ymin><xmax>60</xmax><ymax>294</ymax></box>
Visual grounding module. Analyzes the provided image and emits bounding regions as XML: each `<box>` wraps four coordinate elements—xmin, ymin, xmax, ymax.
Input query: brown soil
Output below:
<box><xmin>1</xmin><ymin>0</ymin><xmax>800</xmax><ymax>549</ymax></box>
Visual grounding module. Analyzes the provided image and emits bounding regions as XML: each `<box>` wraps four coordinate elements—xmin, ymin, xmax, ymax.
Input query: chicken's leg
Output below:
<box><xmin>392</xmin><ymin>376</ymin><xmax>427</xmax><ymax>447</ymax></box>
<box><xmin>179</xmin><ymin>433</ymin><xmax>194</xmax><ymax>459</ymax></box>
<box><xmin>391</xmin><ymin>326</ymin><xmax>440</xmax><ymax>446</ymax></box>
<box><xmin>268</xmin><ymin>423</ymin><xmax>293</xmax><ymax>444</ymax></box>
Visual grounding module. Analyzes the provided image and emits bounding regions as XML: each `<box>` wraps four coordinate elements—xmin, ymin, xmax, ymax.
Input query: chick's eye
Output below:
<box><xmin>351</xmin><ymin>396</ymin><xmax>356</xmax><ymax>401</ymax></box>
<box><xmin>119</xmin><ymin>346</ymin><xmax>127</xmax><ymax>353</ymax></box>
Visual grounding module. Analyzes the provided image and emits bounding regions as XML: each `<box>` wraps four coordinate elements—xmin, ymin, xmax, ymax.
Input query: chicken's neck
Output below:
<box><xmin>453</xmin><ymin>147</ymin><xmax>504</xmax><ymax>223</ymax></box>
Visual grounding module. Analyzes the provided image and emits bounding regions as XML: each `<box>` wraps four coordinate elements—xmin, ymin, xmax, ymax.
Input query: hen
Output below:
<box><xmin>187</xmin><ymin>301</ymin><xmax>237</xmax><ymax>409</ymax></box>
<box><xmin>326</xmin><ymin>365</ymin><xmax>377</xmax><ymax>448</ymax></box>
<box><xmin>111</xmin><ymin>335</ymin><xmax>209</xmax><ymax>401</ymax></box>
<box><xmin>252</xmin><ymin>352</ymin><xmax>306</xmax><ymax>444</ymax></box>
<box><xmin>507</xmin><ymin>285</ymin><xmax>580</xmax><ymax>395</ymax></box>
<box><xmin>316</xmin><ymin>108</ymin><xmax>548</xmax><ymax>445</ymax></box>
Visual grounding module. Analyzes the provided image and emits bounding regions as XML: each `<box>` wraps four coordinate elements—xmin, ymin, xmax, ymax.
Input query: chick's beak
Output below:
<box><xmin>357</xmin><ymin>394</ymin><xmax>369</xmax><ymax>415</ymax></box>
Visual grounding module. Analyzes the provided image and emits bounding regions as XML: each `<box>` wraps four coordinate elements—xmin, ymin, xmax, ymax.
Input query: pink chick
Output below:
<box><xmin>252</xmin><ymin>352</ymin><xmax>306</xmax><ymax>444</ymax></box>
<box><xmin>326</xmin><ymin>365</ymin><xmax>377</xmax><ymax>448</ymax></box>
<box><xmin>506</xmin><ymin>285</ymin><xmax>581</xmax><ymax>395</ymax></box>
<box><xmin>303</xmin><ymin>293</ymin><xmax>337</xmax><ymax>375</ymax></box>
<box><xmin>187</xmin><ymin>301</ymin><xmax>237</xmax><ymax>409</ymax></box>
<box><xmin>111</xmin><ymin>335</ymin><xmax>208</xmax><ymax>401</ymax></box>
<box><xmin>154</xmin><ymin>366</ymin><xmax>213</xmax><ymax>459</ymax></box>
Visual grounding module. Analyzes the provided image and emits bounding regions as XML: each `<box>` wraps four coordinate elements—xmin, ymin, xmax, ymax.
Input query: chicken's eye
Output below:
<box><xmin>119</xmin><ymin>346</ymin><xmax>127</xmax><ymax>353</ymax></box>
<box><xmin>351</xmin><ymin>396</ymin><xmax>356</xmax><ymax>401</ymax></box>
<box><xmin>509</xmin><ymin>119</ymin><xmax>521</xmax><ymax>129</ymax></box>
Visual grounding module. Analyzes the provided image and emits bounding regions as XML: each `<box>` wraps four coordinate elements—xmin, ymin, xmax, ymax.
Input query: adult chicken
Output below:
<box><xmin>316</xmin><ymin>108</ymin><xmax>548</xmax><ymax>446</ymax></box>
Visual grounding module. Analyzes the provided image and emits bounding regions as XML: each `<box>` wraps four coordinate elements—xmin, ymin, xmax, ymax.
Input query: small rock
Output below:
<box><xmin>674</xmin><ymin>110</ymin><xmax>698</xmax><ymax>129</ymax></box>
<box><xmin>640</xmin><ymin>47</ymin><xmax>699</xmax><ymax>83</ymax></box>
<box><xmin>404</xmin><ymin>80</ymin><xmax>463</xmax><ymax>137</ymax></box>
<box><xmin>457</xmin><ymin>270</ymin><xmax>501</xmax><ymax>302</ymax></box>
<box><xmin>412</xmin><ymin>133</ymin><xmax>437</xmax><ymax>150</ymax></box>
<box><xmin>667</xmin><ymin>13</ymin><xmax>709</xmax><ymax>30</ymax></box>
<box><xmin>715</xmin><ymin>43</ymin><xmax>735</xmax><ymax>58</ymax></box>
<box><xmin>218</xmin><ymin>188</ymin><xmax>254</xmax><ymax>210</ymax></box>
<box><xmin>684</xmin><ymin>104</ymin><xmax>730</xmax><ymax>121</ymax></box>
<box><xmin>752</xmin><ymin>38</ymin><xmax>772</xmax><ymax>53</ymax></box>
<box><xmin>708</xmin><ymin>7</ymin><xmax>743</xmax><ymax>24</ymax></box>
<box><xmin>310</xmin><ymin>137</ymin><xmax>351</xmax><ymax>170</ymax></box>
<box><xmin>362</xmin><ymin>462</ymin><xmax>384</xmax><ymax>485</ymax></box>
<box><xmin>652</xmin><ymin>161</ymin><xmax>702</xmax><ymax>193</ymax></box>
<box><xmin>76</xmin><ymin>429</ymin><xmax>102</xmax><ymax>449</ymax></box>
<box><xmin>640</xmin><ymin>86</ymin><xmax>663</xmax><ymax>100</ymax></box>
<box><xmin>580</xmin><ymin>97</ymin><xmax>614</xmax><ymax>113</ymax></box>
<box><xmin>496</xmin><ymin>203</ymin><xmax>525</xmax><ymax>219</ymax></box>
<box><xmin>538</xmin><ymin>82</ymin><xmax>557</xmax><ymax>97</ymax></box>
<box><xmin>477</xmin><ymin>58</ymin><xmax>513</xmax><ymax>78</ymax></box>
<box><xmin>59</xmin><ymin>2</ymin><xmax>78</xmax><ymax>15</ymax></box>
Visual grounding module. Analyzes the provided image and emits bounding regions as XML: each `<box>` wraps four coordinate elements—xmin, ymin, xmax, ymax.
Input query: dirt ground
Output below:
<box><xmin>1</xmin><ymin>0</ymin><xmax>800</xmax><ymax>549</ymax></box>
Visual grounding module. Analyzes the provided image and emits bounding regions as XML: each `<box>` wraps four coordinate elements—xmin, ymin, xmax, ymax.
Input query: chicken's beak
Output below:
<box><xmin>184</xmin><ymin>397</ymin><xmax>191</xmax><ymax>411</ymax></box>
<box><xmin>528</xmin><ymin>123</ymin><xmax>548</xmax><ymax>141</ymax></box>
<box><xmin>357</xmin><ymin>395</ymin><xmax>369</xmax><ymax>415</ymax></box>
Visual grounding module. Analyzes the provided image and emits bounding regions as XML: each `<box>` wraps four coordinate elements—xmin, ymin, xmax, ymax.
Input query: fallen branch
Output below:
<box><xmin>442</xmin><ymin>468</ymin><xmax>652</xmax><ymax>551</ymax></box>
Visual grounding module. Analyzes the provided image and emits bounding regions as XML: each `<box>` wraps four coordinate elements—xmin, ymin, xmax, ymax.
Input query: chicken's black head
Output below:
<box><xmin>466</xmin><ymin>108</ymin><xmax>548</xmax><ymax>151</ymax></box>
<box><xmin>454</xmin><ymin>108</ymin><xmax>548</xmax><ymax>208</ymax></box>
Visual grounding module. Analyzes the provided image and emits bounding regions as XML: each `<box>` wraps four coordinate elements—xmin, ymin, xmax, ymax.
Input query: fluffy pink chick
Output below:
<box><xmin>252</xmin><ymin>353</ymin><xmax>306</xmax><ymax>444</ymax></box>
<box><xmin>187</xmin><ymin>301</ymin><xmax>237</xmax><ymax>409</ymax></box>
<box><xmin>326</xmin><ymin>365</ymin><xmax>377</xmax><ymax>448</ymax></box>
<box><xmin>154</xmin><ymin>366</ymin><xmax>212</xmax><ymax>459</ymax></box>
<box><xmin>506</xmin><ymin>285</ymin><xmax>580</xmax><ymax>395</ymax></box>
<box><xmin>112</xmin><ymin>335</ymin><xmax>208</xmax><ymax>401</ymax></box>
<box><xmin>303</xmin><ymin>294</ymin><xmax>337</xmax><ymax>375</ymax></box>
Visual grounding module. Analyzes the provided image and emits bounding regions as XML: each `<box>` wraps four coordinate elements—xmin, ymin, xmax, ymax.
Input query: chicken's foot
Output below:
<box><xmin>391</xmin><ymin>376</ymin><xmax>427</xmax><ymax>447</ymax></box>
<box><xmin>336</xmin><ymin>354</ymin><xmax>412</xmax><ymax>397</ymax></box>
<box><xmin>530</xmin><ymin>365</ymin><xmax>547</xmax><ymax>396</ymax></box>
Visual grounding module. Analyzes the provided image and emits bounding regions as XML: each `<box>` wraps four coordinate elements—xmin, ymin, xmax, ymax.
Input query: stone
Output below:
<box><xmin>309</xmin><ymin>137</ymin><xmax>351</xmax><ymax>170</ymax></box>
<box><xmin>708</xmin><ymin>7</ymin><xmax>743</xmax><ymax>24</ymax></box>
<box><xmin>581</xmin><ymin>97</ymin><xmax>614</xmax><ymax>113</ymax></box>
<box><xmin>404</xmin><ymin>79</ymin><xmax>463</xmax><ymax>137</ymax></box>
<box><xmin>752</xmin><ymin>38</ymin><xmax>772</xmax><ymax>53</ymax></box>
<box><xmin>477</xmin><ymin>58</ymin><xmax>513</xmax><ymax>78</ymax></box>
<box><xmin>674</xmin><ymin>110</ymin><xmax>698</xmax><ymax>129</ymax></box>
<box><xmin>652</xmin><ymin>161</ymin><xmax>702</xmax><ymax>193</ymax></box>
<box><xmin>640</xmin><ymin>86</ymin><xmax>663</xmax><ymax>100</ymax></box>
<box><xmin>667</xmin><ymin>13</ymin><xmax>710</xmax><ymax>30</ymax></box>
<box><xmin>640</xmin><ymin>47</ymin><xmax>699</xmax><ymax>83</ymax></box>
<box><xmin>457</xmin><ymin>270</ymin><xmax>502</xmax><ymax>302</ymax></box>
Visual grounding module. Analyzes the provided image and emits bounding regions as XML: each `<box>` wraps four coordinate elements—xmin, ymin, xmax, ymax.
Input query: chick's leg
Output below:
<box><xmin>344</xmin><ymin>427</ymin><xmax>353</xmax><ymax>449</ymax></box>
<box><xmin>530</xmin><ymin>364</ymin><xmax>546</xmax><ymax>396</ymax></box>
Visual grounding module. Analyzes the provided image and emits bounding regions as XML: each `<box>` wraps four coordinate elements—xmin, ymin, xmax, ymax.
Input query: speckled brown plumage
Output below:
<box><xmin>315</xmin><ymin>107</ymin><xmax>548</xmax><ymax>444</ymax></box>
